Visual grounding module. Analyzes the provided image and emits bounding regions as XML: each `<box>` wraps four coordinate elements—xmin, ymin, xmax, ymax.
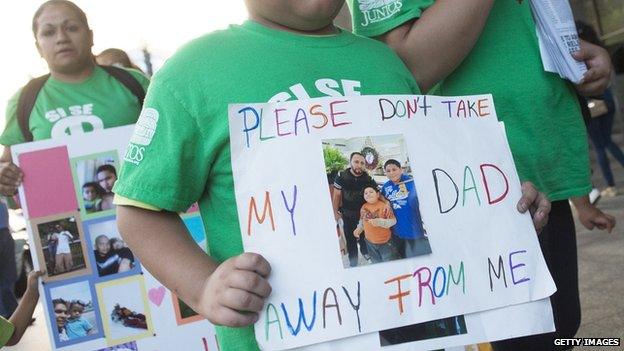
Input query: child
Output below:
<box><xmin>353</xmin><ymin>186</ymin><xmax>398</xmax><ymax>264</ymax></box>
<box><xmin>0</xmin><ymin>271</ymin><xmax>44</xmax><ymax>348</ymax></box>
<box><xmin>113</xmin><ymin>1</ymin><xmax>421</xmax><ymax>349</ymax></box>
<box><xmin>82</xmin><ymin>182</ymin><xmax>103</xmax><ymax>213</ymax></box>
<box><xmin>113</xmin><ymin>2</ymin><xmax>553</xmax><ymax>349</ymax></box>
<box><xmin>382</xmin><ymin>159</ymin><xmax>430</xmax><ymax>258</ymax></box>
<box><xmin>65</xmin><ymin>301</ymin><xmax>94</xmax><ymax>339</ymax></box>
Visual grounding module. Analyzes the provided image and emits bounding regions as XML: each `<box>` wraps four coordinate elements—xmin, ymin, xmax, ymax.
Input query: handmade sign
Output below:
<box><xmin>13</xmin><ymin>126</ymin><xmax>218</xmax><ymax>351</ymax></box>
<box><xmin>228</xmin><ymin>95</ymin><xmax>557</xmax><ymax>350</ymax></box>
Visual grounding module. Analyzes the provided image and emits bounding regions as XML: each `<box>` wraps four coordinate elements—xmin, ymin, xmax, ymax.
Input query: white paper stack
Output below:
<box><xmin>531</xmin><ymin>0</ymin><xmax>587</xmax><ymax>83</ymax></box>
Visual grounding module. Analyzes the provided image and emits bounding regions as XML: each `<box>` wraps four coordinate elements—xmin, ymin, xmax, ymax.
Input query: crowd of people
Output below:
<box><xmin>0</xmin><ymin>0</ymin><xmax>621</xmax><ymax>350</ymax></box>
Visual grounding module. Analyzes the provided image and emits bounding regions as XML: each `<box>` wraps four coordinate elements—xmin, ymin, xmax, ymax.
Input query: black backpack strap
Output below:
<box><xmin>16</xmin><ymin>74</ymin><xmax>50</xmax><ymax>142</ymax></box>
<box><xmin>99</xmin><ymin>65</ymin><xmax>145</xmax><ymax>105</ymax></box>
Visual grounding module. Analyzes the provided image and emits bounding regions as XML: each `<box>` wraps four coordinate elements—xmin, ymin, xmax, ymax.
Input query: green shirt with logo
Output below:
<box><xmin>113</xmin><ymin>20</ymin><xmax>419</xmax><ymax>350</ymax></box>
<box><xmin>0</xmin><ymin>66</ymin><xmax>149</xmax><ymax>145</ymax></box>
<box><xmin>347</xmin><ymin>0</ymin><xmax>591</xmax><ymax>201</ymax></box>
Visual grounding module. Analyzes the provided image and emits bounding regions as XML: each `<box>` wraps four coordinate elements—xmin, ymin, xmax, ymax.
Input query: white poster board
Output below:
<box><xmin>12</xmin><ymin>126</ymin><xmax>219</xmax><ymax>351</ymax></box>
<box><xmin>228</xmin><ymin>95</ymin><xmax>556</xmax><ymax>350</ymax></box>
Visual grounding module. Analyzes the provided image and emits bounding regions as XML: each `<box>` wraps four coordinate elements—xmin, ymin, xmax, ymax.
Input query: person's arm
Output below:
<box><xmin>0</xmin><ymin>146</ymin><xmax>23</xmax><ymax>196</ymax></box>
<box><xmin>6</xmin><ymin>271</ymin><xmax>44</xmax><ymax>346</ymax></box>
<box><xmin>377</xmin><ymin>0</ymin><xmax>495</xmax><ymax>92</ymax></box>
<box><xmin>573</xmin><ymin>39</ymin><xmax>612</xmax><ymax>96</ymax></box>
<box><xmin>117</xmin><ymin>258</ymin><xmax>132</xmax><ymax>272</ymax></box>
<box><xmin>117</xmin><ymin>205</ymin><xmax>272</xmax><ymax>326</ymax></box>
<box><xmin>570</xmin><ymin>195</ymin><xmax>615</xmax><ymax>233</ymax></box>
<box><xmin>332</xmin><ymin>187</ymin><xmax>342</xmax><ymax>221</ymax></box>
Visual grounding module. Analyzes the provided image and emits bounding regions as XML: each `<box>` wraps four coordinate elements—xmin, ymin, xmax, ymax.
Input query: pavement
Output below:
<box><xmin>5</xmin><ymin>135</ymin><xmax>624</xmax><ymax>351</ymax></box>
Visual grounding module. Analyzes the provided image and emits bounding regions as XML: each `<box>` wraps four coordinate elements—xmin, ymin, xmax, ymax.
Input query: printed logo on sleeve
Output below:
<box><xmin>357</xmin><ymin>0</ymin><xmax>403</xmax><ymax>27</ymax></box>
<box><xmin>124</xmin><ymin>107</ymin><xmax>159</xmax><ymax>165</ymax></box>
<box><xmin>130</xmin><ymin>108</ymin><xmax>159</xmax><ymax>146</ymax></box>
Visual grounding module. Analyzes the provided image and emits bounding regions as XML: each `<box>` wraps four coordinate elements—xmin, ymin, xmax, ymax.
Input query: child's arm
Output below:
<box><xmin>375</xmin><ymin>0</ymin><xmax>495</xmax><ymax>93</ymax></box>
<box><xmin>6</xmin><ymin>271</ymin><xmax>44</xmax><ymax>346</ymax></box>
<box><xmin>353</xmin><ymin>220</ymin><xmax>364</xmax><ymax>239</ymax></box>
<box><xmin>117</xmin><ymin>205</ymin><xmax>272</xmax><ymax>327</ymax></box>
<box><xmin>369</xmin><ymin>218</ymin><xmax>396</xmax><ymax>229</ymax></box>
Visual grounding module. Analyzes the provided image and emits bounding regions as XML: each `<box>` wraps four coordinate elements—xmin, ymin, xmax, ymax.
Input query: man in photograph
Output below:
<box><xmin>94</xmin><ymin>235</ymin><xmax>134</xmax><ymax>276</ymax></box>
<box><xmin>332</xmin><ymin>152</ymin><xmax>377</xmax><ymax>267</ymax></box>
<box><xmin>96</xmin><ymin>165</ymin><xmax>117</xmax><ymax>211</ymax></box>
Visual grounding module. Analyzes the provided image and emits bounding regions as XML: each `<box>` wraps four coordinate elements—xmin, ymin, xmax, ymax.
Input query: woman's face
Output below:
<box><xmin>34</xmin><ymin>3</ymin><xmax>93</xmax><ymax>74</ymax></box>
<box><xmin>54</xmin><ymin>303</ymin><xmax>69</xmax><ymax>327</ymax></box>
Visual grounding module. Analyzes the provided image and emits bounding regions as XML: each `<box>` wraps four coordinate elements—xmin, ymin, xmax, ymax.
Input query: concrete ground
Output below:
<box><xmin>6</xmin><ymin>136</ymin><xmax>624</xmax><ymax>351</ymax></box>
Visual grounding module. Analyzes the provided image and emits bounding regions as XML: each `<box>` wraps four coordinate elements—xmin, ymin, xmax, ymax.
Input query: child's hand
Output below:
<box><xmin>26</xmin><ymin>270</ymin><xmax>45</xmax><ymax>293</ymax></box>
<box><xmin>200</xmin><ymin>253</ymin><xmax>272</xmax><ymax>327</ymax></box>
<box><xmin>353</xmin><ymin>227</ymin><xmax>362</xmax><ymax>238</ymax></box>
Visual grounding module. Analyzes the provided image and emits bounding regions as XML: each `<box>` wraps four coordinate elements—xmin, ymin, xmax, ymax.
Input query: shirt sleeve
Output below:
<box><xmin>113</xmin><ymin>78</ymin><xmax>211</xmax><ymax>212</ymax></box>
<box><xmin>346</xmin><ymin>0</ymin><xmax>435</xmax><ymax>38</ymax></box>
<box><xmin>0</xmin><ymin>89</ymin><xmax>27</xmax><ymax>146</ymax></box>
<box><xmin>333</xmin><ymin>171</ymin><xmax>344</xmax><ymax>190</ymax></box>
<box><xmin>113</xmin><ymin>194</ymin><xmax>161</xmax><ymax>211</ymax></box>
<box><xmin>0</xmin><ymin>316</ymin><xmax>15</xmax><ymax>347</ymax></box>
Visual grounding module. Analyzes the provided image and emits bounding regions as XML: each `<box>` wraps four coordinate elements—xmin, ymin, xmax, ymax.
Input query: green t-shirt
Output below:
<box><xmin>348</xmin><ymin>0</ymin><xmax>591</xmax><ymax>201</ymax></box>
<box><xmin>113</xmin><ymin>20</ymin><xmax>418</xmax><ymax>351</ymax></box>
<box><xmin>0</xmin><ymin>66</ymin><xmax>150</xmax><ymax>145</ymax></box>
<box><xmin>0</xmin><ymin>316</ymin><xmax>14</xmax><ymax>347</ymax></box>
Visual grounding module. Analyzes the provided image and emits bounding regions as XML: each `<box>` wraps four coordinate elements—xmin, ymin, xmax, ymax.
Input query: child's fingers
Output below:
<box><xmin>228</xmin><ymin>270</ymin><xmax>272</xmax><ymax>298</ymax></box>
<box><xmin>211</xmin><ymin>306</ymin><xmax>258</xmax><ymax>327</ymax></box>
<box><xmin>234</xmin><ymin>253</ymin><xmax>271</xmax><ymax>277</ymax></box>
<box><xmin>221</xmin><ymin>288</ymin><xmax>265</xmax><ymax>312</ymax></box>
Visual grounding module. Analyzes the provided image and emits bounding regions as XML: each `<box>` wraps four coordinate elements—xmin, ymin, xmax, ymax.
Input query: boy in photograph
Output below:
<box><xmin>0</xmin><ymin>271</ymin><xmax>44</xmax><ymax>348</ymax></box>
<box><xmin>382</xmin><ymin>159</ymin><xmax>430</xmax><ymax>257</ymax></box>
<box><xmin>333</xmin><ymin>152</ymin><xmax>378</xmax><ymax>266</ymax></box>
<box><xmin>82</xmin><ymin>182</ymin><xmax>103</xmax><ymax>213</ymax></box>
<box><xmin>96</xmin><ymin>165</ymin><xmax>117</xmax><ymax>211</ymax></box>
<box><xmin>113</xmin><ymin>1</ymin><xmax>549</xmax><ymax>349</ymax></box>
<box><xmin>65</xmin><ymin>301</ymin><xmax>94</xmax><ymax>339</ymax></box>
<box><xmin>353</xmin><ymin>186</ymin><xmax>398</xmax><ymax>264</ymax></box>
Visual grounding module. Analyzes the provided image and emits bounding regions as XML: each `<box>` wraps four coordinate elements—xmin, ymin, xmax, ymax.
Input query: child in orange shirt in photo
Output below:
<box><xmin>353</xmin><ymin>186</ymin><xmax>398</xmax><ymax>264</ymax></box>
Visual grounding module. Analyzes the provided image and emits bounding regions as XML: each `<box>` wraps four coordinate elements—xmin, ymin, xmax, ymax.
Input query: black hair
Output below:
<box><xmin>384</xmin><ymin>159</ymin><xmax>401</xmax><ymax>169</ymax></box>
<box><xmin>364</xmin><ymin>185</ymin><xmax>380</xmax><ymax>193</ymax></box>
<box><xmin>32</xmin><ymin>0</ymin><xmax>90</xmax><ymax>36</ymax></box>
<box><xmin>96</xmin><ymin>164</ymin><xmax>117</xmax><ymax>176</ymax></box>
<box><xmin>350</xmin><ymin>152</ymin><xmax>364</xmax><ymax>161</ymax></box>
<box><xmin>82</xmin><ymin>181</ymin><xmax>104</xmax><ymax>196</ymax></box>
<box><xmin>52</xmin><ymin>298</ymin><xmax>68</xmax><ymax>307</ymax></box>
<box><xmin>69</xmin><ymin>300</ymin><xmax>85</xmax><ymax>311</ymax></box>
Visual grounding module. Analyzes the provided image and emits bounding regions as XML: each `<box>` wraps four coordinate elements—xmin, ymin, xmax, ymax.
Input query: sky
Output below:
<box><xmin>0</xmin><ymin>1</ymin><xmax>248</xmax><ymax>125</ymax></box>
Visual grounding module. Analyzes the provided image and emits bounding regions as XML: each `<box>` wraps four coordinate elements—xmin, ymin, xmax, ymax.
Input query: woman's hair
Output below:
<box><xmin>32</xmin><ymin>0</ymin><xmax>90</xmax><ymax>36</ymax></box>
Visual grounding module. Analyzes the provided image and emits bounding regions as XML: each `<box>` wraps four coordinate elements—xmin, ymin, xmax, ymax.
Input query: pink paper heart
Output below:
<box><xmin>148</xmin><ymin>286</ymin><xmax>166</xmax><ymax>307</ymax></box>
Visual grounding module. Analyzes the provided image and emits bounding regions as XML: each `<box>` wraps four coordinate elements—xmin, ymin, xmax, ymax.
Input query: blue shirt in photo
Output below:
<box><xmin>382</xmin><ymin>174</ymin><xmax>425</xmax><ymax>239</ymax></box>
<box><xmin>65</xmin><ymin>317</ymin><xmax>92</xmax><ymax>339</ymax></box>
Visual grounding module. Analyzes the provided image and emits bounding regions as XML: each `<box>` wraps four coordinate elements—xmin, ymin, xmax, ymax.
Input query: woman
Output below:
<box><xmin>0</xmin><ymin>0</ymin><xmax>149</xmax><ymax>196</ymax></box>
<box><xmin>52</xmin><ymin>298</ymin><xmax>69</xmax><ymax>341</ymax></box>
